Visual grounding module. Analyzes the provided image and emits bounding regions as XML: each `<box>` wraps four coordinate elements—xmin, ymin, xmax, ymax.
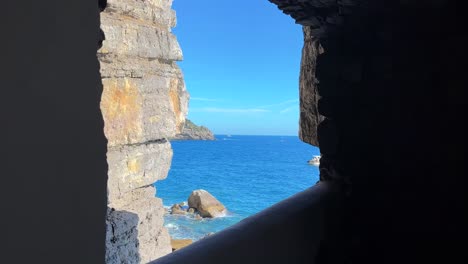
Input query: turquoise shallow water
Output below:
<box><xmin>154</xmin><ymin>135</ymin><xmax>320</xmax><ymax>241</ymax></box>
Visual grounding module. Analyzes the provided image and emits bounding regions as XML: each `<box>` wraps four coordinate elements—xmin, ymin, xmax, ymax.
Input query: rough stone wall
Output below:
<box><xmin>98</xmin><ymin>0</ymin><xmax>189</xmax><ymax>263</ymax></box>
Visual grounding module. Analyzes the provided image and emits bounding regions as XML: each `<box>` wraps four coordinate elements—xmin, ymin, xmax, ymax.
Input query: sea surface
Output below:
<box><xmin>154</xmin><ymin>135</ymin><xmax>320</xmax><ymax>241</ymax></box>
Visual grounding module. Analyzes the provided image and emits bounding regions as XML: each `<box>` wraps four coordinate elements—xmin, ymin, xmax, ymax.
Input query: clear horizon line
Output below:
<box><xmin>213</xmin><ymin>134</ymin><xmax>298</xmax><ymax>137</ymax></box>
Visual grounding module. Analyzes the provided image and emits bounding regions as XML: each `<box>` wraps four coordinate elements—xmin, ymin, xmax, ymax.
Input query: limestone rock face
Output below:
<box><xmin>106</xmin><ymin>142</ymin><xmax>173</xmax><ymax>204</ymax></box>
<box><xmin>171</xmin><ymin>119</ymin><xmax>215</xmax><ymax>140</ymax></box>
<box><xmin>105</xmin><ymin>209</ymin><xmax>140</xmax><ymax>264</ymax></box>
<box><xmin>99</xmin><ymin>0</ymin><xmax>188</xmax><ymax>263</ymax></box>
<box><xmin>299</xmin><ymin>26</ymin><xmax>323</xmax><ymax>147</ymax></box>
<box><xmin>188</xmin><ymin>190</ymin><xmax>226</xmax><ymax>218</ymax></box>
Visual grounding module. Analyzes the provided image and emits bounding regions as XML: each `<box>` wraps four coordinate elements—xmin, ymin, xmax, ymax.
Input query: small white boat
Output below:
<box><xmin>307</xmin><ymin>155</ymin><xmax>321</xmax><ymax>166</ymax></box>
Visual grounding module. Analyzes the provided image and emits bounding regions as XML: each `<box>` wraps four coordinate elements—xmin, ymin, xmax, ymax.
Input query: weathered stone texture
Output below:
<box><xmin>99</xmin><ymin>19</ymin><xmax>182</xmax><ymax>60</ymax></box>
<box><xmin>107</xmin><ymin>142</ymin><xmax>173</xmax><ymax>204</ymax></box>
<box><xmin>299</xmin><ymin>26</ymin><xmax>323</xmax><ymax>147</ymax></box>
<box><xmin>99</xmin><ymin>0</ymin><xmax>188</xmax><ymax>263</ymax></box>
<box><xmin>104</xmin><ymin>0</ymin><xmax>177</xmax><ymax>28</ymax></box>
<box><xmin>106</xmin><ymin>189</ymin><xmax>171</xmax><ymax>263</ymax></box>
<box><xmin>101</xmin><ymin>76</ymin><xmax>188</xmax><ymax>146</ymax></box>
<box><xmin>105</xmin><ymin>209</ymin><xmax>140</xmax><ymax>264</ymax></box>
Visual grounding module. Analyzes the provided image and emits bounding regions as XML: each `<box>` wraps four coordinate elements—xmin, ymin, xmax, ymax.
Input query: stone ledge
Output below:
<box><xmin>107</xmin><ymin>142</ymin><xmax>173</xmax><ymax>203</ymax></box>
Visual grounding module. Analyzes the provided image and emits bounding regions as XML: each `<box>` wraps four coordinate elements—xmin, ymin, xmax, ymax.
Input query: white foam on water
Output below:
<box><xmin>165</xmin><ymin>223</ymin><xmax>179</xmax><ymax>230</ymax></box>
<box><xmin>213</xmin><ymin>210</ymin><xmax>236</xmax><ymax>218</ymax></box>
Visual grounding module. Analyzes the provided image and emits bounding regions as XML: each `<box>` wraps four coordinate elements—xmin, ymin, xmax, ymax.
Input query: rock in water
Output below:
<box><xmin>194</xmin><ymin>214</ymin><xmax>202</xmax><ymax>220</ymax></box>
<box><xmin>170</xmin><ymin>204</ymin><xmax>187</xmax><ymax>215</ymax></box>
<box><xmin>188</xmin><ymin>190</ymin><xmax>226</xmax><ymax>218</ymax></box>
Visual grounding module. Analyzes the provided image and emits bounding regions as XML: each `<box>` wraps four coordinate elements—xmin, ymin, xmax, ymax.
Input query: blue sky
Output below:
<box><xmin>173</xmin><ymin>0</ymin><xmax>303</xmax><ymax>135</ymax></box>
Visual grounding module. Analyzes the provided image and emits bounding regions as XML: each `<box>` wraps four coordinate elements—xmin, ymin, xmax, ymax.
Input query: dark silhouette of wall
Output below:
<box><xmin>1</xmin><ymin>1</ymin><xmax>107</xmax><ymax>263</ymax></box>
<box><xmin>298</xmin><ymin>1</ymin><xmax>466</xmax><ymax>263</ymax></box>
<box><xmin>271</xmin><ymin>0</ymin><xmax>466</xmax><ymax>263</ymax></box>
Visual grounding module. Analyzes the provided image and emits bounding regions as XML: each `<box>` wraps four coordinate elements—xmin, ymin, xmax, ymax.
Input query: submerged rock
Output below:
<box><xmin>187</xmin><ymin>207</ymin><xmax>195</xmax><ymax>214</ymax></box>
<box><xmin>193</xmin><ymin>214</ymin><xmax>202</xmax><ymax>220</ymax></box>
<box><xmin>170</xmin><ymin>204</ymin><xmax>187</xmax><ymax>215</ymax></box>
<box><xmin>188</xmin><ymin>189</ymin><xmax>226</xmax><ymax>218</ymax></box>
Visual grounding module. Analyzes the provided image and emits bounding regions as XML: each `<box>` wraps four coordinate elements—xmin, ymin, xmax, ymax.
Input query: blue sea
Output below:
<box><xmin>154</xmin><ymin>135</ymin><xmax>320</xmax><ymax>241</ymax></box>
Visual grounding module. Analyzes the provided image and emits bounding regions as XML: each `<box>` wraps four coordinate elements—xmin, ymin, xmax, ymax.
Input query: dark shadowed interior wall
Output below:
<box><xmin>1</xmin><ymin>1</ymin><xmax>107</xmax><ymax>263</ymax></box>
<box><xmin>271</xmin><ymin>0</ymin><xmax>466</xmax><ymax>263</ymax></box>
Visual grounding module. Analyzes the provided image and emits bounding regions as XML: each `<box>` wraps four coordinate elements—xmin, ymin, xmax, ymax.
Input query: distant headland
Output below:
<box><xmin>171</xmin><ymin>119</ymin><xmax>215</xmax><ymax>140</ymax></box>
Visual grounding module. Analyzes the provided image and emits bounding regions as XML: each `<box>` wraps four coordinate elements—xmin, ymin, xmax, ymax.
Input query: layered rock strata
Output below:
<box><xmin>99</xmin><ymin>0</ymin><xmax>188</xmax><ymax>263</ymax></box>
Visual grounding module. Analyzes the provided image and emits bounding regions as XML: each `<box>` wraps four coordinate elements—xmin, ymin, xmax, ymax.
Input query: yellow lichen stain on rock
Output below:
<box><xmin>127</xmin><ymin>158</ymin><xmax>140</xmax><ymax>174</ymax></box>
<box><xmin>148</xmin><ymin>115</ymin><xmax>161</xmax><ymax>124</ymax></box>
<box><xmin>169</xmin><ymin>78</ymin><xmax>184</xmax><ymax>133</ymax></box>
<box><xmin>100</xmin><ymin>78</ymin><xmax>142</xmax><ymax>146</ymax></box>
<box><xmin>98</xmin><ymin>47</ymin><xmax>109</xmax><ymax>54</ymax></box>
<box><xmin>125</xmin><ymin>157</ymin><xmax>146</xmax><ymax>187</ymax></box>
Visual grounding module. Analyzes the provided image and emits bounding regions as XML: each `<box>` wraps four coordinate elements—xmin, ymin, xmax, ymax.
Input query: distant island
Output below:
<box><xmin>171</xmin><ymin>119</ymin><xmax>215</xmax><ymax>140</ymax></box>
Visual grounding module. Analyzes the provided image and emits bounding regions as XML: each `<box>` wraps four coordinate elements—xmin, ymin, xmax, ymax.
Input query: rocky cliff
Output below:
<box><xmin>298</xmin><ymin>27</ymin><xmax>323</xmax><ymax>147</ymax></box>
<box><xmin>98</xmin><ymin>0</ymin><xmax>189</xmax><ymax>263</ymax></box>
<box><xmin>171</xmin><ymin>119</ymin><xmax>215</xmax><ymax>140</ymax></box>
